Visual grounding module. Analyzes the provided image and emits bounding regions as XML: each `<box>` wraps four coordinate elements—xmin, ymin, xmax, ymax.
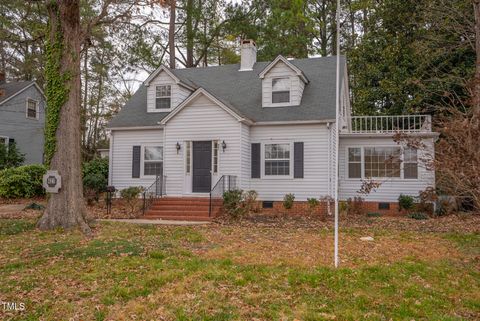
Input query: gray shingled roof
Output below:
<box><xmin>108</xmin><ymin>56</ymin><xmax>345</xmax><ymax>128</ymax></box>
<box><xmin>0</xmin><ymin>81</ymin><xmax>35</xmax><ymax>104</ymax></box>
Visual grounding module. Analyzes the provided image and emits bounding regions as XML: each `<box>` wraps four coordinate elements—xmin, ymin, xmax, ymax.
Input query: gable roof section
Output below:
<box><xmin>258</xmin><ymin>55</ymin><xmax>309</xmax><ymax>83</ymax></box>
<box><xmin>0</xmin><ymin>81</ymin><xmax>45</xmax><ymax>105</ymax></box>
<box><xmin>108</xmin><ymin>56</ymin><xmax>346</xmax><ymax>128</ymax></box>
<box><xmin>143</xmin><ymin>65</ymin><xmax>196</xmax><ymax>90</ymax></box>
<box><xmin>160</xmin><ymin>87</ymin><xmax>252</xmax><ymax>125</ymax></box>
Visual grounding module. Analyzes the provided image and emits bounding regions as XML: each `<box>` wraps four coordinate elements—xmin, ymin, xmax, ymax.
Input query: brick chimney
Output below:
<box><xmin>239</xmin><ymin>39</ymin><xmax>257</xmax><ymax>71</ymax></box>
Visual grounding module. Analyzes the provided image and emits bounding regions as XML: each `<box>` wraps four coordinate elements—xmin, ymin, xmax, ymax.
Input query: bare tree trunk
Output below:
<box><xmin>38</xmin><ymin>0</ymin><xmax>91</xmax><ymax>235</ymax></box>
<box><xmin>473</xmin><ymin>0</ymin><xmax>480</xmax><ymax>115</ymax></box>
<box><xmin>92</xmin><ymin>52</ymin><xmax>105</xmax><ymax>151</ymax></box>
<box><xmin>169</xmin><ymin>0</ymin><xmax>176</xmax><ymax>69</ymax></box>
<box><xmin>186</xmin><ymin>0</ymin><xmax>194</xmax><ymax>67</ymax></box>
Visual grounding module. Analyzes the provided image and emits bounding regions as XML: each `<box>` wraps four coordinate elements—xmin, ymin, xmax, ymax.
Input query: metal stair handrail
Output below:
<box><xmin>142</xmin><ymin>175</ymin><xmax>166</xmax><ymax>215</ymax></box>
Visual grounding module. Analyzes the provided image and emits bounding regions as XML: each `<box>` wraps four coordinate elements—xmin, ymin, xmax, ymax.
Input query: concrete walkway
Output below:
<box><xmin>97</xmin><ymin>218</ymin><xmax>211</xmax><ymax>225</ymax></box>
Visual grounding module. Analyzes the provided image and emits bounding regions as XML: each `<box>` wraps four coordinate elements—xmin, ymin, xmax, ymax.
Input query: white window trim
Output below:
<box><xmin>260</xmin><ymin>141</ymin><xmax>294</xmax><ymax>179</ymax></box>
<box><xmin>25</xmin><ymin>97</ymin><xmax>39</xmax><ymax>120</ymax></box>
<box><xmin>154</xmin><ymin>85</ymin><xmax>172</xmax><ymax>111</ymax></box>
<box><xmin>346</xmin><ymin>146</ymin><xmax>363</xmax><ymax>180</ymax></box>
<box><xmin>212</xmin><ymin>140</ymin><xmax>219</xmax><ymax>175</ymax></box>
<box><xmin>140</xmin><ymin>144</ymin><xmax>164</xmax><ymax>178</ymax></box>
<box><xmin>184</xmin><ymin>141</ymin><xmax>192</xmax><ymax>176</ymax></box>
<box><xmin>345</xmin><ymin>145</ymin><xmax>419</xmax><ymax>181</ymax></box>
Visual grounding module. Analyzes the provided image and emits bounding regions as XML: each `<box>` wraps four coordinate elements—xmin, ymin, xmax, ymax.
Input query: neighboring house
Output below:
<box><xmin>0</xmin><ymin>73</ymin><xmax>46</xmax><ymax>164</ymax></box>
<box><xmin>108</xmin><ymin>40</ymin><xmax>438</xmax><ymax>218</ymax></box>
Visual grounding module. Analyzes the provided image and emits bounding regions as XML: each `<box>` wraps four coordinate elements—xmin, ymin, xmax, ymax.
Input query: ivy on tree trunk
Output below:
<box><xmin>37</xmin><ymin>0</ymin><xmax>91</xmax><ymax>235</ymax></box>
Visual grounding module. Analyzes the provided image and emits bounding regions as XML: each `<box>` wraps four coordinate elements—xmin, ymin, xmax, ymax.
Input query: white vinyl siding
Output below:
<box><xmin>239</xmin><ymin>123</ymin><xmax>251</xmax><ymax>190</ymax></box>
<box><xmin>110</xmin><ymin>129</ymin><xmax>164</xmax><ymax>190</ymax></box>
<box><xmin>250</xmin><ymin>124</ymin><xmax>329</xmax><ymax>201</ymax></box>
<box><xmin>339</xmin><ymin>136</ymin><xmax>435</xmax><ymax>202</ymax></box>
<box><xmin>262</xmin><ymin>60</ymin><xmax>304</xmax><ymax>107</ymax></box>
<box><xmin>147</xmin><ymin>71</ymin><xmax>191</xmax><ymax>113</ymax></box>
<box><xmin>164</xmin><ymin>94</ymin><xmax>242</xmax><ymax>195</ymax></box>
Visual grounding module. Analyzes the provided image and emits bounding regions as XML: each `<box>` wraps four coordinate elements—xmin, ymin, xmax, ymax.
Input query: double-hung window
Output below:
<box><xmin>0</xmin><ymin>136</ymin><xmax>8</xmax><ymax>147</ymax></box>
<box><xmin>272</xmin><ymin>78</ymin><xmax>290</xmax><ymax>103</ymax></box>
<box><xmin>403</xmin><ymin>147</ymin><xmax>418</xmax><ymax>179</ymax></box>
<box><xmin>348</xmin><ymin>147</ymin><xmax>362</xmax><ymax>178</ymax></box>
<box><xmin>26</xmin><ymin>99</ymin><xmax>38</xmax><ymax>119</ymax></box>
<box><xmin>264</xmin><ymin>143</ymin><xmax>290</xmax><ymax>176</ymax></box>
<box><xmin>155</xmin><ymin>85</ymin><xmax>171</xmax><ymax>109</ymax></box>
<box><xmin>143</xmin><ymin>146</ymin><xmax>163</xmax><ymax>176</ymax></box>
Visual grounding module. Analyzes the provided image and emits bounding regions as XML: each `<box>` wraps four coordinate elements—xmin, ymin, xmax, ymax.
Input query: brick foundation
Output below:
<box><xmin>253</xmin><ymin>201</ymin><xmax>331</xmax><ymax>216</ymax></box>
<box><xmin>360</xmin><ymin>201</ymin><xmax>407</xmax><ymax>216</ymax></box>
<box><xmin>252</xmin><ymin>200</ymin><xmax>416</xmax><ymax>217</ymax></box>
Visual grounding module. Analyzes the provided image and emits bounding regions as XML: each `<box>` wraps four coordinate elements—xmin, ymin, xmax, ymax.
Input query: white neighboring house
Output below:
<box><xmin>107</xmin><ymin>40</ymin><xmax>438</xmax><ymax>215</ymax></box>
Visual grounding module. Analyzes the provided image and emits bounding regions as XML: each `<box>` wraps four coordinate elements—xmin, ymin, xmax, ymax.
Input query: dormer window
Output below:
<box><xmin>156</xmin><ymin>85</ymin><xmax>171</xmax><ymax>109</ymax></box>
<box><xmin>272</xmin><ymin>78</ymin><xmax>290</xmax><ymax>104</ymax></box>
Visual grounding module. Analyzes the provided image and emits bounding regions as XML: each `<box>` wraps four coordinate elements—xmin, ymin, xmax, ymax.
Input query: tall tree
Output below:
<box><xmin>38</xmin><ymin>0</ymin><xmax>90</xmax><ymax>233</ymax></box>
<box><xmin>38</xmin><ymin>0</ymin><xmax>142</xmax><ymax>234</ymax></box>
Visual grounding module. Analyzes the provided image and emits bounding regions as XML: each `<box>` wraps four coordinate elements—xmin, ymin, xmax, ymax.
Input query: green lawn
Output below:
<box><xmin>0</xmin><ymin>218</ymin><xmax>479</xmax><ymax>320</ymax></box>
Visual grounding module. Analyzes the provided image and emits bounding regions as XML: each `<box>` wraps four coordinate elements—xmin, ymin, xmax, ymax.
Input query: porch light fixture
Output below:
<box><xmin>222</xmin><ymin>140</ymin><xmax>227</xmax><ymax>152</ymax></box>
<box><xmin>176</xmin><ymin>142</ymin><xmax>181</xmax><ymax>154</ymax></box>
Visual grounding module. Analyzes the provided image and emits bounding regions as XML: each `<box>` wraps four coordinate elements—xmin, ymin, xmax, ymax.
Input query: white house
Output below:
<box><xmin>107</xmin><ymin>40</ymin><xmax>437</xmax><ymax>220</ymax></box>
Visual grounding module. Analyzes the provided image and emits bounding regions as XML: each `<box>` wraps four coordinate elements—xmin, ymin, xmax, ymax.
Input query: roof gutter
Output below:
<box><xmin>107</xmin><ymin>125</ymin><xmax>164</xmax><ymax>131</ymax></box>
<box><xmin>253</xmin><ymin>119</ymin><xmax>336</xmax><ymax>126</ymax></box>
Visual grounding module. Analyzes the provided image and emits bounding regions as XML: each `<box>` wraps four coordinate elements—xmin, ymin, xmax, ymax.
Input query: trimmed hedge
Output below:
<box><xmin>0</xmin><ymin>164</ymin><xmax>46</xmax><ymax>198</ymax></box>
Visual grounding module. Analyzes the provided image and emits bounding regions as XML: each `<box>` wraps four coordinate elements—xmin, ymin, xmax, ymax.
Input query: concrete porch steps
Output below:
<box><xmin>143</xmin><ymin>197</ymin><xmax>223</xmax><ymax>221</ymax></box>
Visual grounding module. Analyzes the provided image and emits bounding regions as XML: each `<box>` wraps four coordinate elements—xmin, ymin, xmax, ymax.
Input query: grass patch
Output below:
<box><xmin>0</xmin><ymin>219</ymin><xmax>36</xmax><ymax>235</ymax></box>
<box><xmin>443</xmin><ymin>232</ymin><xmax>480</xmax><ymax>255</ymax></box>
<box><xmin>0</xmin><ymin>219</ymin><xmax>478</xmax><ymax>320</ymax></box>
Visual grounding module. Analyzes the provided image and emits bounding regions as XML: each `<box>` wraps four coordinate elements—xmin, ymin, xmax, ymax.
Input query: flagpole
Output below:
<box><xmin>334</xmin><ymin>0</ymin><xmax>341</xmax><ymax>268</ymax></box>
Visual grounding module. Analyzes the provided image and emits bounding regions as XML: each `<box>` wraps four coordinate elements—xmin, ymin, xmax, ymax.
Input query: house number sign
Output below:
<box><xmin>42</xmin><ymin>170</ymin><xmax>62</xmax><ymax>193</ymax></box>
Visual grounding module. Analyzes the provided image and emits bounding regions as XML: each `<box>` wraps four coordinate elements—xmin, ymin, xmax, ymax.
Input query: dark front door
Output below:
<box><xmin>192</xmin><ymin>141</ymin><xmax>212</xmax><ymax>193</ymax></box>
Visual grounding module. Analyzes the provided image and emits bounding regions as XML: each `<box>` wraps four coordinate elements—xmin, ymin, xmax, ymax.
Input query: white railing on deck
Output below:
<box><xmin>349</xmin><ymin>115</ymin><xmax>431</xmax><ymax>133</ymax></box>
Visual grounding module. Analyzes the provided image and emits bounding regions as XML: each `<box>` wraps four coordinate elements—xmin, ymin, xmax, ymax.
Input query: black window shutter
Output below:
<box><xmin>294</xmin><ymin>142</ymin><xmax>304</xmax><ymax>178</ymax></box>
<box><xmin>251</xmin><ymin>143</ymin><xmax>261</xmax><ymax>178</ymax></box>
<box><xmin>8</xmin><ymin>138</ymin><xmax>15</xmax><ymax>145</ymax></box>
<box><xmin>132</xmin><ymin>146</ymin><xmax>141</xmax><ymax>178</ymax></box>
